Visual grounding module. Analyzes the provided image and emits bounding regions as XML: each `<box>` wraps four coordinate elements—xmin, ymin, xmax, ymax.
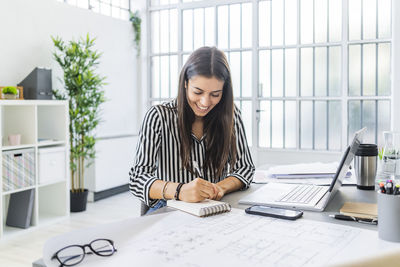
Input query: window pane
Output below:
<box><xmin>101</xmin><ymin>3</ymin><xmax>111</xmax><ymax>15</ymax></box>
<box><xmin>314</xmin><ymin>0</ymin><xmax>327</xmax><ymax>43</ymax></box>
<box><xmin>160</xmin><ymin>9</ymin><xmax>169</xmax><ymax>53</ymax></box>
<box><xmin>349</xmin><ymin>45</ymin><xmax>361</xmax><ymax>96</ymax></box>
<box><xmin>259</xmin><ymin>1</ymin><xmax>271</xmax><ymax>47</ymax></box>
<box><xmin>328</xmin><ymin>101</ymin><xmax>341</xmax><ymax>150</ymax></box>
<box><xmin>204</xmin><ymin>7</ymin><xmax>215</xmax><ymax>46</ymax></box>
<box><xmin>229</xmin><ymin>52</ymin><xmax>241</xmax><ymax>98</ymax></box>
<box><xmin>363</xmin><ymin>100</ymin><xmax>376</xmax><ymax>143</ymax></box>
<box><xmin>230</xmin><ymin>4</ymin><xmax>241</xmax><ymax>49</ymax></box>
<box><xmin>301</xmin><ymin>101</ymin><xmax>313</xmax><ymax>149</ymax></box>
<box><xmin>300</xmin><ymin>48</ymin><xmax>313</xmax><ymax>96</ymax></box>
<box><xmin>77</xmin><ymin>0</ymin><xmax>88</xmax><ymax>8</ymax></box>
<box><xmin>300</xmin><ymin>0</ymin><xmax>313</xmax><ymax>44</ymax></box>
<box><xmin>259</xmin><ymin>50</ymin><xmax>270</xmax><ymax>97</ymax></box>
<box><xmin>170</xmin><ymin>56</ymin><xmax>178</xmax><ymax>98</ymax></box>
<box><xmin>218</xmin><ymin>5</ymin><xmax>228</xmax><ymax>49</ymax></box>
<box><xmin>363</xmin><ymin>44</ymin><xmax>376</xmax><ymax>96</ymax></box>
<box><xmin>285</xmin><ymin>48</ymin><xmax>297</xmax><ymax>97</ymax></box>
<box><xmin>242</xmin><ymin>101</ymin><xmax>252</xmax><ymax>146</ymax></box>
<box><xmin>259</xmin><ymin>101</ymin><xmax>271</xmax><ymax>147</ymax></box>
<box><xmin>151</xmin><ymin>12</ymin><xmax>160</xmax><ymax>53</ymax></box>
<box><xmin>363</xmin><ymin>0</ymin><xmax>377</xmax><ymax>40</ymax></box>
<box><xmin>285</xmin><ymin>101</ymin><xmax>296</xmax><ymax>148</ymax></box>
<box><xmin>194</xmin><ymin>8</ymin><xmax>204</xmax><ymax>49</ymax></box>
<box><xmin>152</xmin><ymin>57</ymin><xmax>160</xmax><ymax>98</ymax></box>
<box><xmin>272</xmin><ymin>49</ymin><xmax>283</xmax><ymax>97</ymax></box>
<box><xmin>378</xmin><ymin>0</ymin><xmax>391</xmax><ymax>39</ymax></box>
<box><xmin>378</xmin><ymin>43</ymin><xmax>391</xmax><ymax>96</ymax></box>
<box><xmin>348</xmin><ymin>101</ymin><xmax>361</xmax><ymax>144</ymax></box>
<box><xmin>182</xmin><ymin>54</ymin><xmax>189</xmax><ymax>66</ymax></box>
<box><xmin>170</xmin><ymin>9</ymin><xmax>178</xmax><ymax>52</ymax></box>
<box><xmin>329</xmin><ymin>46</ymin><xmax>341</xmax><ymax>96</ymax></box>
<box><xmin>315</xmin><ymin>101</ymin><xmax>327</xmax><ymax>150</ymax></box>
<box><xmin>242</xmin><ymin>3</ymin><xmax>252</xmax><ymax>48</ymax></box>
<box><xmin>285</xmin><ymin>0</ymin><xmax>297</xmax><ymax>45</ymax></box>
<box><xmin>242</xmin><ymin>51</ymin><xmax>252</xmax><ymax>97</ymax></box>
<box><xmin>271</xmin><ymin>0</ymin><xmax>284</xmax><ymax>46</ymax></box>
<box><xmin>183</xmin><ymin>9</ymin><xmax>193</xmax><ymax>51</ymax></box>
<box><xmin>377</xmin><ymin>100</ymin><xmax>391</xmax><ymax>146</ymax></box>
<box><xmin>348</xmin><ymin>0</ymin><xmax>361</xmax><ymax>40</ymax></box>
<box><xmin>160</xmin><ymin>56</ymin><xmax>169</xmax><ymax>98</ymax></box>
<box><xmin>329</xmin><ymin>0</ymin><xmax>342</xmax><ymax>42</ymax></box>
<box><xmin>272</xmin><ymin>101</ymin><xmax>283</xmax><ymax>148</ymax></box>
<box><xmin>315</xmin><ymin>47</ymin><xmax>327</xmax><ymax>96</ymax></box>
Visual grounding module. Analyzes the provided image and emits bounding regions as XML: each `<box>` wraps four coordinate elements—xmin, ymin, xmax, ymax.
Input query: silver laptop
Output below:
<box><xmin>239</xmin><ymin>128</ymin><xmax>365</xmax><ymax>211</ymax></box>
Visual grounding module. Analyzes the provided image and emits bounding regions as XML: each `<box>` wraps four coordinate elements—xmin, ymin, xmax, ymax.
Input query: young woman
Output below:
<box><xmin>129</xmin><ymin>47</ymin><xmax>255</xmax><ymax>213</ymax></box>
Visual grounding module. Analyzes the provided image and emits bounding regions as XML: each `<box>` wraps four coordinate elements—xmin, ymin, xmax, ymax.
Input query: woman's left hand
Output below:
<box><xmin>211</xmin><ymin>183</ymin><xmax>225</xmax><ymax>200</ymax></box>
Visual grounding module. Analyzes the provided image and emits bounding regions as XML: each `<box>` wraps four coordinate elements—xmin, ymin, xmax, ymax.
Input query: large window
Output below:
<box><xmin>148</xmin><ymin>0</ymin><xmax>392</xmax><ymax>151</ymax></box>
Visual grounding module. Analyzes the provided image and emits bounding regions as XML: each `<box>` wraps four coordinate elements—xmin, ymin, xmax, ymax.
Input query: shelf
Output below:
<box><xmin>38</xmin><ymin>179</ymin><xmax>66</xmax><ymax>188</ymax></box>
<box><xmin>2</xmin><ymin>185</ymin><xmax>36</xmax><ymax>196</ymax></box>
<box><xmin>1</xmin><ymin>144</ymin><xmax>36</xmax><ymax>151</ymax></box>
<box><xmin>0</xmin><ymin>101</ymin><xmax>69</xmax><ymax>241</ymax></box>
<box><xmin>37</xmin><ymin>140</ymin><xmax>66</xmax><ymax>147</ymax></box>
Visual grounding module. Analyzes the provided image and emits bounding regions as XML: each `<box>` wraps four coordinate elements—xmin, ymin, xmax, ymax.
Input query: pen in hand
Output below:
<box><xmin>193</xmin><ymin>160</ymin><xmax>204</xmax><ymax>178</ymax></box>
<box><xmin>329</xmin><ymin>214</ymin><xmax>378</xmax><ymax>225</ymax></box>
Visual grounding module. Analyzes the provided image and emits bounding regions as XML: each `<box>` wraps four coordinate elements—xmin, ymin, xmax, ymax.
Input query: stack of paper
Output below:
<box><xmin>254</xmin><ymin>162</ymin><xmax>355</xmax><ymax>185</ymax></box>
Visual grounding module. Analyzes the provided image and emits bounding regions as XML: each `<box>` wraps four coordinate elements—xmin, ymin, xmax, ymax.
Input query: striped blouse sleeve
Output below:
<box><xmin>226</xmin><ymin>107</ymin><xmax>255</xmax><ymax>189</ymax></box>
<box><xmin>129</xmin><ymin>106</ymin><xmax>162</xmax><ymax>207</ymax></box>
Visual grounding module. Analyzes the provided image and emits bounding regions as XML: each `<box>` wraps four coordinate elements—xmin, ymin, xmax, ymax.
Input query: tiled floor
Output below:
<box><xmin>0</xmin><ymin>192</ymin><xmax>141</xmax><ymax>267</ymax></box>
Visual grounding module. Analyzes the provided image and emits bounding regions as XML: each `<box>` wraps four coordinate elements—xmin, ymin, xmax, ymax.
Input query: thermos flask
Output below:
<box><xmin>354</xmin><ymin>144</ymin><xmax>378</xmax><ymax>190</ymax></box>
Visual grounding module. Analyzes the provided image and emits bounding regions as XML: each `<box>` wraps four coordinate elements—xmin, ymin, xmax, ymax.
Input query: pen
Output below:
<box><xmin>394</xmin><ymin>184</ymin><xmax>400</xmax><ymax>195</ymax></box>
<box><xmin>379</xmin><ymin>182</ymin><xmax>386</xmax><ymax>194</ymax></box>
<box><xmin>193</xmin><ymin>160</ymin><xmax>204</xmax><ymax>178</ymax></box>
<box><xmin>386</xmin><ymin>180</ymin><xmax>394</xmax><ymax>194</ymax></box>
<box><xmin>329</xmin><ymin>214</ymin><xmax>378</xmax><ymax>225</ymax></box>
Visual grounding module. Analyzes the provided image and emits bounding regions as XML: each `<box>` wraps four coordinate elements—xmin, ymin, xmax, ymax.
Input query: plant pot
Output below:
<box><xmin>70</xmin><ymin>189</ymin><xmax>88</xmax><ymax>212</ymax></box>
<box><xmin>4</xmin><ymin>94</ymin><xmax>17</xmax><ymax>99</ymax></box>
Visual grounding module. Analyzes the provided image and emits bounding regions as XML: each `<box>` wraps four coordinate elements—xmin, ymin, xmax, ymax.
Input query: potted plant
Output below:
<box><xmin>2</xmin><ymin>86</ymin><xmax>18</xmax><ymax>99</ymax></box>
<box><xmin>52</xmin><ymin>34</ymin><xmax>106</xmax><ymax>212</ymax></box>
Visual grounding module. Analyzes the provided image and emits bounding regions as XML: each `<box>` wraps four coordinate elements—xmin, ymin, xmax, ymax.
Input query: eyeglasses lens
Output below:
<box><xmin>57</xmin><ymin>246</ymin><xmax>85</xmax><ymax>266</ymax></box>
<box><xmin>90</xmin><ymin>239</ymin><xmax>115</xmax><ymax>256</ymax></box>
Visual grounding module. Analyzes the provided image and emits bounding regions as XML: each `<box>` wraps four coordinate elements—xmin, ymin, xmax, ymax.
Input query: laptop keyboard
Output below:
<box><xmin>277</xmin><ymin>185</ymin><xmax>324</xmax><ymax>204</ymax></box>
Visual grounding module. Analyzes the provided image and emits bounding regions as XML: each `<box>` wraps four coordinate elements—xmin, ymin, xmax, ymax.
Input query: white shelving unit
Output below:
<box><xmin>0</xmin><ymin>100</ymin><xmax>69</xmax><ymax>240</ymax></box>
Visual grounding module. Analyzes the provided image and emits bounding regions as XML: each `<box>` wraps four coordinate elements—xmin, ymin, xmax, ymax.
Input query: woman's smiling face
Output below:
<box><xmin>186</xmin><ymin>75</ymin><xmax>224</xmax><ymax>118</ymax></box>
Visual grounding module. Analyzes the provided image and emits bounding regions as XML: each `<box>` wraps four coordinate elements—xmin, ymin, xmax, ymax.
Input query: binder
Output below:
<box><xmin>6</xmin><ymin>189</ymin><xmax>35</xmax><ymax>229</ymax></box>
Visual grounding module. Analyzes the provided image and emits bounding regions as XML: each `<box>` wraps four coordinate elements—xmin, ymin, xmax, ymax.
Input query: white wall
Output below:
<box><xmin>0</xmin><ymin>0</ymin><xmax>147</xmax><ymax>195</ymax></box>
<box><xmin>0</xmin><ymin>0</ymin><xmax>139</xmax><ymax>136</ymax></box>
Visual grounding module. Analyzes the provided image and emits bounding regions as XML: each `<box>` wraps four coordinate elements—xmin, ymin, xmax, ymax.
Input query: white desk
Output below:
<box><xmin>35</xmin><ymin>184</ymin><xmax>400</xmax><ymax>267</ymax></box>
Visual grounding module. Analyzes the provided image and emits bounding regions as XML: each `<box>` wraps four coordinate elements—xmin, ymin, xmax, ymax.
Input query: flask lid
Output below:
<box><xmin>355</xmin><ymin>144</ymin><xmax>378</xmax><ymax>156</ymax></box>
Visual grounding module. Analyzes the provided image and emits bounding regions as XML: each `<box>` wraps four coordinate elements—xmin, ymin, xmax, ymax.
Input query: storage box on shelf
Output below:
<box><xmin>0</xmin><ymin>100</ymin><xmax>69</xmax><ymax>240</ymax></box>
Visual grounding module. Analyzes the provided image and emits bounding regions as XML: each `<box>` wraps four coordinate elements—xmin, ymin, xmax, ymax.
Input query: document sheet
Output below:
<box><xmin>44</xmin><ymin>209</ymin><xmax>400</xmax><ymax>267</ymax></box>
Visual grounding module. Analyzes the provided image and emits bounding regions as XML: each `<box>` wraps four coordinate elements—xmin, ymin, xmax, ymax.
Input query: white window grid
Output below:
<box><xmin>147</xmin><ymin>0</ymin><xmax>392</xmax><ymax>152</ymax></box>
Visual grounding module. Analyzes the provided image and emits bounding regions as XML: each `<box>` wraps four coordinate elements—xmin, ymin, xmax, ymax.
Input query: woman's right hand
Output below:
<box><xmin>179</xmin><ymin>178</ymin><xmax>217</xmax><ymax>202</ymax></box>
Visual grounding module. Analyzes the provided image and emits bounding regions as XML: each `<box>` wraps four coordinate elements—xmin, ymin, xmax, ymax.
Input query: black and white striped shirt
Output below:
<box><xmin>129</xmin><ymin>100</ymin><xmax>255</xmax><ymax>207</ymax></box>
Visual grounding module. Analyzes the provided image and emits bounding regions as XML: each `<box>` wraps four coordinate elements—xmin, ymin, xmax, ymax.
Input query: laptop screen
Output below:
<box><xmin>328</xmin><ymin>128</ymin><xmax>365</xmax><ymax>193</ymax></box>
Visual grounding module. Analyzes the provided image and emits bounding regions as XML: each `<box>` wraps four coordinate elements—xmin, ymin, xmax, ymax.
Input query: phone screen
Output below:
<box><xmin>248</xmin><ymin>205</ymin><xmax>302</xmax><ymax>218</ymax></box>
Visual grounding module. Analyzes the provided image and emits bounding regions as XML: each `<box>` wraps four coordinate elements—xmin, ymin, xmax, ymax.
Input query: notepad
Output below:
<box><xmin>340</xmin><ymin>202</ymin><xmax>378</xmax><ymax>220</ymax></box>
<box><xmin>167</xmin><ymin>199</ymin><xmax>231</xmax><ymax>217</ymax></box>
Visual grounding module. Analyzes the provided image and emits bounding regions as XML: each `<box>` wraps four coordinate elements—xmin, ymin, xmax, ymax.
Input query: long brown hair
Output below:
<box><xmin>177</xmin><ymin>47</ymin><xmax>236</xmax><ymax>179</ymax></box>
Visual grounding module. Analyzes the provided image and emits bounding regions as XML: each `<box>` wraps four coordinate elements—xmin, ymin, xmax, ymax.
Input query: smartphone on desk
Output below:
<box><xmin>245</xmin><ymin>205</ymin><xmax>303</xmax><ymax>220</ymax></box>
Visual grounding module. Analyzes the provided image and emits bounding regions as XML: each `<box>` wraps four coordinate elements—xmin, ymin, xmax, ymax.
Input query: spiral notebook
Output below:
<box><xmin>167</xmin><ymin>199</ymin><xmax>231</xmax><ymax>217</ymax></box>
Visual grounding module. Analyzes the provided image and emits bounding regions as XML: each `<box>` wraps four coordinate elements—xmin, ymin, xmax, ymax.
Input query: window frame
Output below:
<box><xmin>146</xmin><ymin>0</ymin><xmax>398</xmax><ymax>165</ymax></box>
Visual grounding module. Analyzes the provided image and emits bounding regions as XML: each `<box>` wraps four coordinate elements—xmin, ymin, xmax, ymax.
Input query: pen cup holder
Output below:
<box><xmin>377</xmin><ymin>192</ymin><xmax>400</xmax><ymax>242</ymax></box>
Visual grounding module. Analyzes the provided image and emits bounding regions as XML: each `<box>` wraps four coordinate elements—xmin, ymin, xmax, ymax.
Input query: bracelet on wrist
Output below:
<box><xmin>174</xmin><ymin>183</ymin><xmax>184</xmax><ymax>200</ymax></box>
<box><xmin>162</xmin><ymin>181</ymin><xmax>170</xmax><ymax>200</ymax></box>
